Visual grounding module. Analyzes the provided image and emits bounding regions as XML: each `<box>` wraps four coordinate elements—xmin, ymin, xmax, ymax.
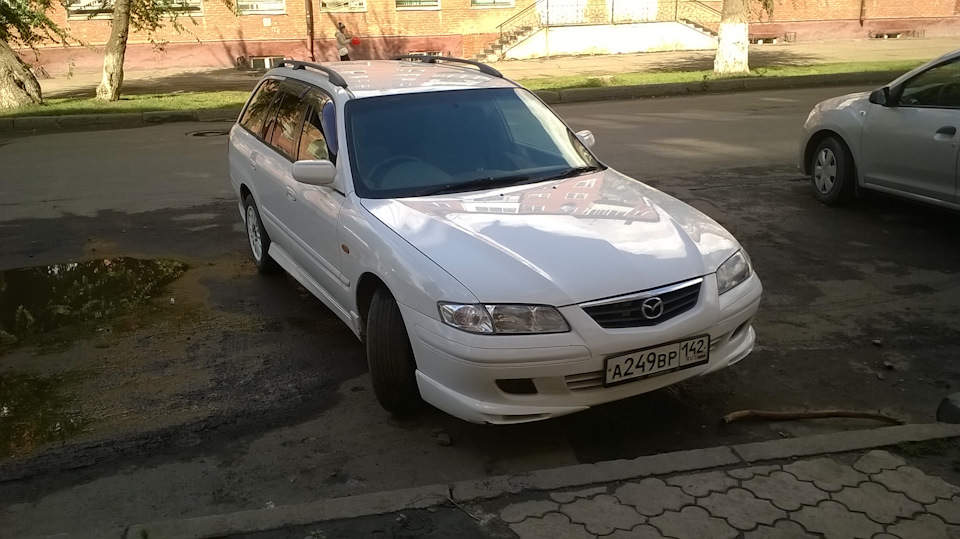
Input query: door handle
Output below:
<box><xmin>935</xmin><ymin>126</ymin><xmax>957</xmax><ymax>136</ymax></box>
<box><xmin>286</xmin><ymin>186</ymin><xmax>297</xmax><ymax>202</ymax></box>
<box><xmin>249</xmin><ymin>152</ymin><xmax>259</xmax><ymax>170</ymax></box>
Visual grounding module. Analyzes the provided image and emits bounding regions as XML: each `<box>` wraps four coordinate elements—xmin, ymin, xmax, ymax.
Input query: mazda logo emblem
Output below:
<box><xmin>641</xmin><ymin>297</ymin><xmax>664</xmax><ymax>320</ymax></box>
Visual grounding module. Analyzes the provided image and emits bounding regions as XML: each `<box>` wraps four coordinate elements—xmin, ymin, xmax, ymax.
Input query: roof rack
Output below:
<box><xmin>394</xmin><ymin>55</ymin><xmax>503</xmax><ymax>79</ymax></box>
<box><xmin>280</xmin><ymin>60</ymin><xmax>349</xmax><ymax>89</ymax></box>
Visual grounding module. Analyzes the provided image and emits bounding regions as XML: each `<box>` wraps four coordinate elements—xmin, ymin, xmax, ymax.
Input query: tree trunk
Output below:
<box><xmin>0</xmin><ymin>39</ymin><xmax>43</xmax><ymax>110</ymax></box>
<box><xmin>96</xmin><ymin>0</ymin><xmax>132</xmax><ymax>101</ymax></box>
<box><xmin>714</xmin><ymin>0</ymin><xmax>750</xmax><ymax>75</ymax></box>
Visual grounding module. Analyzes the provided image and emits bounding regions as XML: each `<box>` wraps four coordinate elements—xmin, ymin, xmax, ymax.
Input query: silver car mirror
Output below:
<box><xmin>868</xmin><ymin>87</ymin><xmax>890</xmax><ymax>106</ymax></box>
<box><xmin>292</xmin><ymin>160</ymin><xmax>337</xmax><ymax>186</ymax></box>
<box><xmin>575</xmin><ymin>129</ymin><xmax>596</xmax><ymax>149</ymax></box>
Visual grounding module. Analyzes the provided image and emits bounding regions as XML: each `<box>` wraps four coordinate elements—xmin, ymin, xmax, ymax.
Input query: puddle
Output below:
<box><xmin>0</xmin><ymin>257</ymin><xmax>187</xmax><ymax>348</ymax></box>
<box><xmin>0</xmin><ymin>372</ymin><xmax>86</xmax><ymax>459</ymax></box>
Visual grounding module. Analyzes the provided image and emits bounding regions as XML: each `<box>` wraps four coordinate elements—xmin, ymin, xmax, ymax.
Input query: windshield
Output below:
<box><xmin>345</xmin><ymin>88</ymin><xmax>603</xmax><ymax>199</ymax></box>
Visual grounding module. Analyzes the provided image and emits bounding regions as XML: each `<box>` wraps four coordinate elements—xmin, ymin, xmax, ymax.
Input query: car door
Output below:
<box><xmin>282</xmin><ymin>88</ymin><xmax>350</xmax><ymax>307</ymax></box>
<box><xmin>255</xmin><ymin>80</ymin><xmax>310</xmax><ymax>260</ymax></box>
<box><xmin>230</xmin><ymin>77</ymin><xmax>281</xmax><ymax>228</ymax></box>
<box><xmin>860</xmin><ymin>57</ymin><xmax>960</xmax><ymax>202</ymax></box>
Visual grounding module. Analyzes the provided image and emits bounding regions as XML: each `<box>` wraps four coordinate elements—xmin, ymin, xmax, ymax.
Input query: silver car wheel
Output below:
<box><xmin>814</xmin><ymin>147</ymin><xmax>837</xmax><ymax>194</ymax></box>
<box><xmin>246</xmin><ymin>205</ymin><xmax>263</xmax><ymax>262</ymax></box>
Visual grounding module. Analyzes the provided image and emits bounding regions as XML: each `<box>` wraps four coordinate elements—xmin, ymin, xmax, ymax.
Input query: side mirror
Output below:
<box><xmin>868</xmin><ymin>87</ymin><xmax>890</xmax><ymax>106</ymax></box>
<box><xmin>575</xmin><ymin>129</ymin><xmax>596</xmax><ymax>149</ymax></box>
<box><xmin>292</xmin><ymin>160</ymin><xmax>337</xmax><ymax>186</ymax></box>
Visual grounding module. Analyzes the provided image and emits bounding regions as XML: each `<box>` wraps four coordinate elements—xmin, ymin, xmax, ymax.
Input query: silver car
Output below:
<box><xmin>800</xmin><ymin>49</ymin><xmax>960</xmax><ymax>207</ymax></box>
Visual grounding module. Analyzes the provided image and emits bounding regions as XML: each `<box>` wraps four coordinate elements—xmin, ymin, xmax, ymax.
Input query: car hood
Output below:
<box><xmin>814</xmin><ymin>91</ymin><xmax>870</xmax><ymax>114</ymax></box>
<box><xmin>362</xmin><ymin>169</ymin><xmax>740</xmax><ymax>305</ymax></box>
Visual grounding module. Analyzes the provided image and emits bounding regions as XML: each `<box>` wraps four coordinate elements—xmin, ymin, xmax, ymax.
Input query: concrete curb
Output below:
<box><xmin>125</xmin><ymin>422</ymin><xmax>960</xmax><ymax>539</ymax></box>
<box><xmin>0</xmin><ymin>108</ymin><xmax>241</xmax><ymax>135</ymax></box>
<box><xmin>534</xmin><ymin>70</ymin><xmax>903</xmax><ymax>104</ymax></box>
<box><xmin>1</xmin><ymin>71</ymin><xmax>905</xmax><ymax>136</ymax></box>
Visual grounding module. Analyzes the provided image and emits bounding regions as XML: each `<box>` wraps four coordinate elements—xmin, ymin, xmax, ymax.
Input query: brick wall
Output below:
<box><xmin>20</xmin><ymin>0</ymin><xmax>960</xmax><ymax>74</ymax></box>
<box><xmin>23</xmin><ymin>0</ymin><xmax>534</xmax><ymax>73</ymax></box>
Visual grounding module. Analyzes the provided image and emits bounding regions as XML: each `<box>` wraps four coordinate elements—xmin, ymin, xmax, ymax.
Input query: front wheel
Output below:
<box><xmin>366</xmin><ymin>287</ymin><xmax>423</xmax><ymax>414</ymax></box>
<box><xmin>810</xmin><ymin>137</ymin><xmax>856</xmax><ymax>205</ymax></box>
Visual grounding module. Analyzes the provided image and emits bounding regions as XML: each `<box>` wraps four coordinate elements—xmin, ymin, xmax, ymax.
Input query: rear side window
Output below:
<box><xmin>239</xmin><ymin>79</ymin><xmax>280</xmax><ymax>136</ymax></box>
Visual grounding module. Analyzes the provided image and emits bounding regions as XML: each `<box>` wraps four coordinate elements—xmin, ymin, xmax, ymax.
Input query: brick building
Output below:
<box><xmin>20</xmin><ymin>0</ymin><xmax>960</xmax><ymax>75</ymax></box>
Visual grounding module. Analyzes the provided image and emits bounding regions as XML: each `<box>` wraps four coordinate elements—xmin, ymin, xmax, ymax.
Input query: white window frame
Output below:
<box><xmin>470</xmin><ymin>0</ymin><xmax>514</xmax><ymax>8</ymax></box>
<box><xmin>236</xmin><ymin>0</ymin><xmax>286</xmax><ymax>15</ymax></box>
<box><xmin>66</xmin><ymin>0</ymin><xmax>203</xmax><ymax>19</ymax></box>
<box><xmin>565</xmin><ymin>192</ymin><xmax>588</xmax><ymax>199</ymax></box>
<box><xmin>396</xmin><ymin>0</ymin><xmax>440</xmax><ymax>10</ymax></box>
<box><xmin>320</xmin><ymin>0</ymin><xmax>367</xmax><ymax>11</ymax></box>
<box><xmin>574</xmin><ymin>179</ymin><xmax>596</xmax><ymax>188</ymax></box>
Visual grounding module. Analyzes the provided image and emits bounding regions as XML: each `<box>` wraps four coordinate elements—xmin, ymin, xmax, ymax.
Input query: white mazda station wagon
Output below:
<box><xmin>228</xmin><ymin>56</ymin><xmax>762</xmax><ymax>424</ymax></box>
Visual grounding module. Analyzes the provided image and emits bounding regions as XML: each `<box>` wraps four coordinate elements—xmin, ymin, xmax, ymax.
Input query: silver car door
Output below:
<box><xmin>860</xmin><ymin>57</ymin><xmax>960</xmax><ymax>202</ymax></box>
<box><xmin>256</xmin><ymin>83</ymin><xmax>308</xmax><ymax>260</ymax></box>
<box><xmin>283</xmin><ymin>89</ymin><xmax>349</xmax><ymax>306</ymax></box>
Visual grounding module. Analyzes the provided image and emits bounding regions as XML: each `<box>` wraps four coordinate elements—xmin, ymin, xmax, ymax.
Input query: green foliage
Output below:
<box><xmin>0</xmin><ymin>0</ymin><xmax>69</xmax><ymax>46</ymax></box>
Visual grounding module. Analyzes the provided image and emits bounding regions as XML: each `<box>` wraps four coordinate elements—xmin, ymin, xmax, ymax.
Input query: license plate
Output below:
<box><xmin>604</xmin><ymin>335</ymin><xmax>710</xmax><ymax>386</ymax></box>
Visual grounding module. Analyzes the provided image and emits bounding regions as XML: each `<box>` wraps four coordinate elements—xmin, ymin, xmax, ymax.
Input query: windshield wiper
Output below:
<box><xmin>416</xmin><ymin>175</ymin><xmax>532</xmax><ymax>196</ymax></box>
<box><xmin>543</xmin><ymin>165</ymin><xmax>601</xmax><ymax>181</ymax></box>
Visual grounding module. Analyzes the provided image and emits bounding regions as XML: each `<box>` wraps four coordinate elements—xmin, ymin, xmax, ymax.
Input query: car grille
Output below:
<box><xmin>580</xmin><ymin>278</ymin><xmax>703</xmax><ymax>329</ymax></box>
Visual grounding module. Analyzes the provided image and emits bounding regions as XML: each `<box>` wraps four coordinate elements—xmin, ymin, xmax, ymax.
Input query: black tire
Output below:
<box><xmin>809</xmin><ymin>136</ymin><xmax>856</xmax><ymax>205</ymax></box>
<box><xmin>366</xmin><ymin>287</ymin><xmax>423</xmax><ymax>414</ymax></box>
<box><xmin>243</xmin><ymin>194</ymin><xmax>280</xmax><ymax>274</ymax></box>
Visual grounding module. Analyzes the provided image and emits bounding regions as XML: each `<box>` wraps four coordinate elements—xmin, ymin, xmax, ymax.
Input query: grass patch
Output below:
<box><xmin>518</xmin><ymin>60</ymin><xmax>924</xmax><ymax>91</ymax></box>
<box><xmin>0</xmin><ymin>91</ymin><xmax>249</xmax><ymax>118</ymax></box>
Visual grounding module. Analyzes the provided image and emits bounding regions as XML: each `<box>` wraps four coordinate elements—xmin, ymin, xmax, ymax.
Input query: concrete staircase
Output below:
<box><xmin>679</xmin><ymin>18</ymin><xmax>718</xmax><ymax>38</ymax></box>
<box><xmin>474</xmin><ymin>24</ymin><xmax>539</xmax><ymax>63</ymax></box>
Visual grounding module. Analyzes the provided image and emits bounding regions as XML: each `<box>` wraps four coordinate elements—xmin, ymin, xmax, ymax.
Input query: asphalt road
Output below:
<box><xmin>3</xmin><ymin>85</ymin><xmax>960</xmax><ymax>537</ymax></box>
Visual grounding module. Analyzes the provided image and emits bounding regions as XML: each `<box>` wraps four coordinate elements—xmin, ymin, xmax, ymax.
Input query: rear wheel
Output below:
<box><xmin>810</xmin><ymin>137</ymin><xmax>856</xmax><ymax>205</ymax></box>
<box><xmin>366</xmin><ymin>286</ymin><xmax>423</xmax><ymax>413</ymax></box>
<box><xmin>243</xmin><ymin>195</ymin><xmax>280</xmax><ymax>274</ymax></box>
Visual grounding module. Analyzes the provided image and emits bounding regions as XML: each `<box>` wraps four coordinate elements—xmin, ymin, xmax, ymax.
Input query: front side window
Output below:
<box><xmin>345</xmin><ymin>88</ymin><xmax>603</xmax><ymax>199</ymax></box>
<box><xmin>899</xmin><ymin>58</ymin><xmax>960</xmax><ymax>108</ymax></box>
<box><xmin>297</xmin><ymin>90</ymin><xmax>336</xmax><ymax>162</ymax></box>
<box><xmin>239</xmin><ymin>79</ymin><xmax>280</xmax><ymax>136</ymax></box>
<box><xmin>236</xmin><ymin>0</ymin><xmax>285</xmax><ymax>14</ymax></box>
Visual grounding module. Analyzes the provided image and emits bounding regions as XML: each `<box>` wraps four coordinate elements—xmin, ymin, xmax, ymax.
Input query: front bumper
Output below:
<box><xmin>403</xmin><ymin>273</ymin><xmax>762</xmax><ymax>424</ymax></box>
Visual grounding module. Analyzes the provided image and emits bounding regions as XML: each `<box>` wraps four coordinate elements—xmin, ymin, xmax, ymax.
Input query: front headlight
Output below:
<box><xmin>717</xmin><ymin>250</ymin><xmax>752</xmax><ymax>295</ymax></box>
<box><xmin>438</xmin><ymin>303</ymin><xmax>570</xmax><ymax>334</ymax></box>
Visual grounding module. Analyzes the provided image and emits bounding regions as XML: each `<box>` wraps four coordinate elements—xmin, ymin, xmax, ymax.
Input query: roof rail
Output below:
<box><xmin>280</xmin><ymin>60</ymin><xmax>349</xmax><ymax>89</ymax></box>
<box><xmin>394</xmin><ymin>55</ymin><xmax>503</xmax><ymax>79</ymax></box>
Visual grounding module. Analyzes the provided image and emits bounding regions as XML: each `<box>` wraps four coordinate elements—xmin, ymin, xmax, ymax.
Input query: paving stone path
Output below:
<box><xmin>494</xmin><ymin>451</ymin><xmax>960</xmax><ymax>539</ymax></box>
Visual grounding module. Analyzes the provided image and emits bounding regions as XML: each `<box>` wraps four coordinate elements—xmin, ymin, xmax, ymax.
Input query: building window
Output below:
<box><xmin>574</xmin><ymin>179</ymin><xmax>596</xmax><ymax>188</ymax></box>
<box><xmin>396</xmin><ymin>0</ymin><xmax>439</xmax><ymax>8</ymax></box>
<box><xmin>237</xmin><ymin>0</ymin><xmax>286</xmax><ymax>14</ymax></box>
<box><xmin>565</xmin><ymin>192</ymin><xmax>588</xmax><ymax>199</ymax></box>
<box><xmin>320</xmin><ymin>0</ymin><xmax>367</xmax><ymax>11</ymax></box>
<box><xmin>471</xmin><ymin>0</ymin><xmax>513</xmax><ymax>6</ymax></box>
<box><xmin>527</xmin><ymin>192</ymin><xmax>551</xmax><ymax>199</ymax></box>
<box><xmin>66</xmin><ymin>0</ymin><xmax>202</xmax><ymax>18</ymax></box>
<box><xmin>530</xmin><ymin>205</ymin><xmax>546</xmax><ymax>212</ymax></box>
